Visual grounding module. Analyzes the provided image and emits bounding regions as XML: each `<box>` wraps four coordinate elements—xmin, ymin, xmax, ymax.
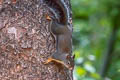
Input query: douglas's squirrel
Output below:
<box><xmin>44</xmin><ymin>0</ymin><xmax>74</xmax><ymax>70</ymax></box>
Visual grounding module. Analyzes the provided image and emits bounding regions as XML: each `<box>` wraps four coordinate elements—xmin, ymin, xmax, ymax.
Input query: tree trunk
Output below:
<box><xmin>0</xmin><ymin>0</ymin><xmax>74</xmax><ymax>80</ymax></box>
<box><xmin>100</xmin><ymin>6</ymin><xmax>120</xmax><ymax>78</ymax></box>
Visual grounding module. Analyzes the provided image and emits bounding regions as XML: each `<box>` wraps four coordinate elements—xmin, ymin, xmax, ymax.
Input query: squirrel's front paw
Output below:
<box><xmin>43</xmin><ymin>58</ymin><xmax>53</xmax><ymax>64</ymax></box>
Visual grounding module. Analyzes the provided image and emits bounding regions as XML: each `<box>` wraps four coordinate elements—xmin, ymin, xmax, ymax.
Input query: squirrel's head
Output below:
<box><xmin>64</xmin><ymin>54</ymin><xmax>75</xmax><ymax>70</ymax></box>
<box><xmin>49</xmin><ymin>53</ymin><xmax>75</xmax><ymax>70</ymax></box>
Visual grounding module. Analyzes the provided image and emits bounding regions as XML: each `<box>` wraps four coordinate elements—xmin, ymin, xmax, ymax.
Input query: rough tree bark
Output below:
<box><xmin>0</xmin><ymin>0</ymin><xmax>74</xmax><ymax>80</ymax></box>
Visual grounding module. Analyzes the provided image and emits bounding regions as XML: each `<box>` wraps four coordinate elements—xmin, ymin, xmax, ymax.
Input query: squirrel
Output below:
<box><xmin>44</xmin><ymin>0</ymin><xmax>74</xmax><ymax>70</ymax></box>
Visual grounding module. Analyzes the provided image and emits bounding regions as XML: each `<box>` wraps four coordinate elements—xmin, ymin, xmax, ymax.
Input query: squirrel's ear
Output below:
<box><xmin>72</xmin><ymin>54</ymin><xmax>75</xmax><ymax>59</ymax></box>
<box><xmin>66</xmin><ymin>54</ymin><xmax>75</xmax><ymax>59</ymax></box>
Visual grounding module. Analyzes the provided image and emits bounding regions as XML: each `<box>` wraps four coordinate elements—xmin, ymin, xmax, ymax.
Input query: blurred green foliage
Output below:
<box><xmin>71</xmin><ymin>0</ymin><xmax>120</xmax><ymax>80</ymax></box>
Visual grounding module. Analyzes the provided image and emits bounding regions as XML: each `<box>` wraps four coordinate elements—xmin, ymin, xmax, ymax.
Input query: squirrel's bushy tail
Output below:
<box><xmin>44</xmin><ymin>0</ymin><xmax>68</xmax><ymax>25</ymax></box>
